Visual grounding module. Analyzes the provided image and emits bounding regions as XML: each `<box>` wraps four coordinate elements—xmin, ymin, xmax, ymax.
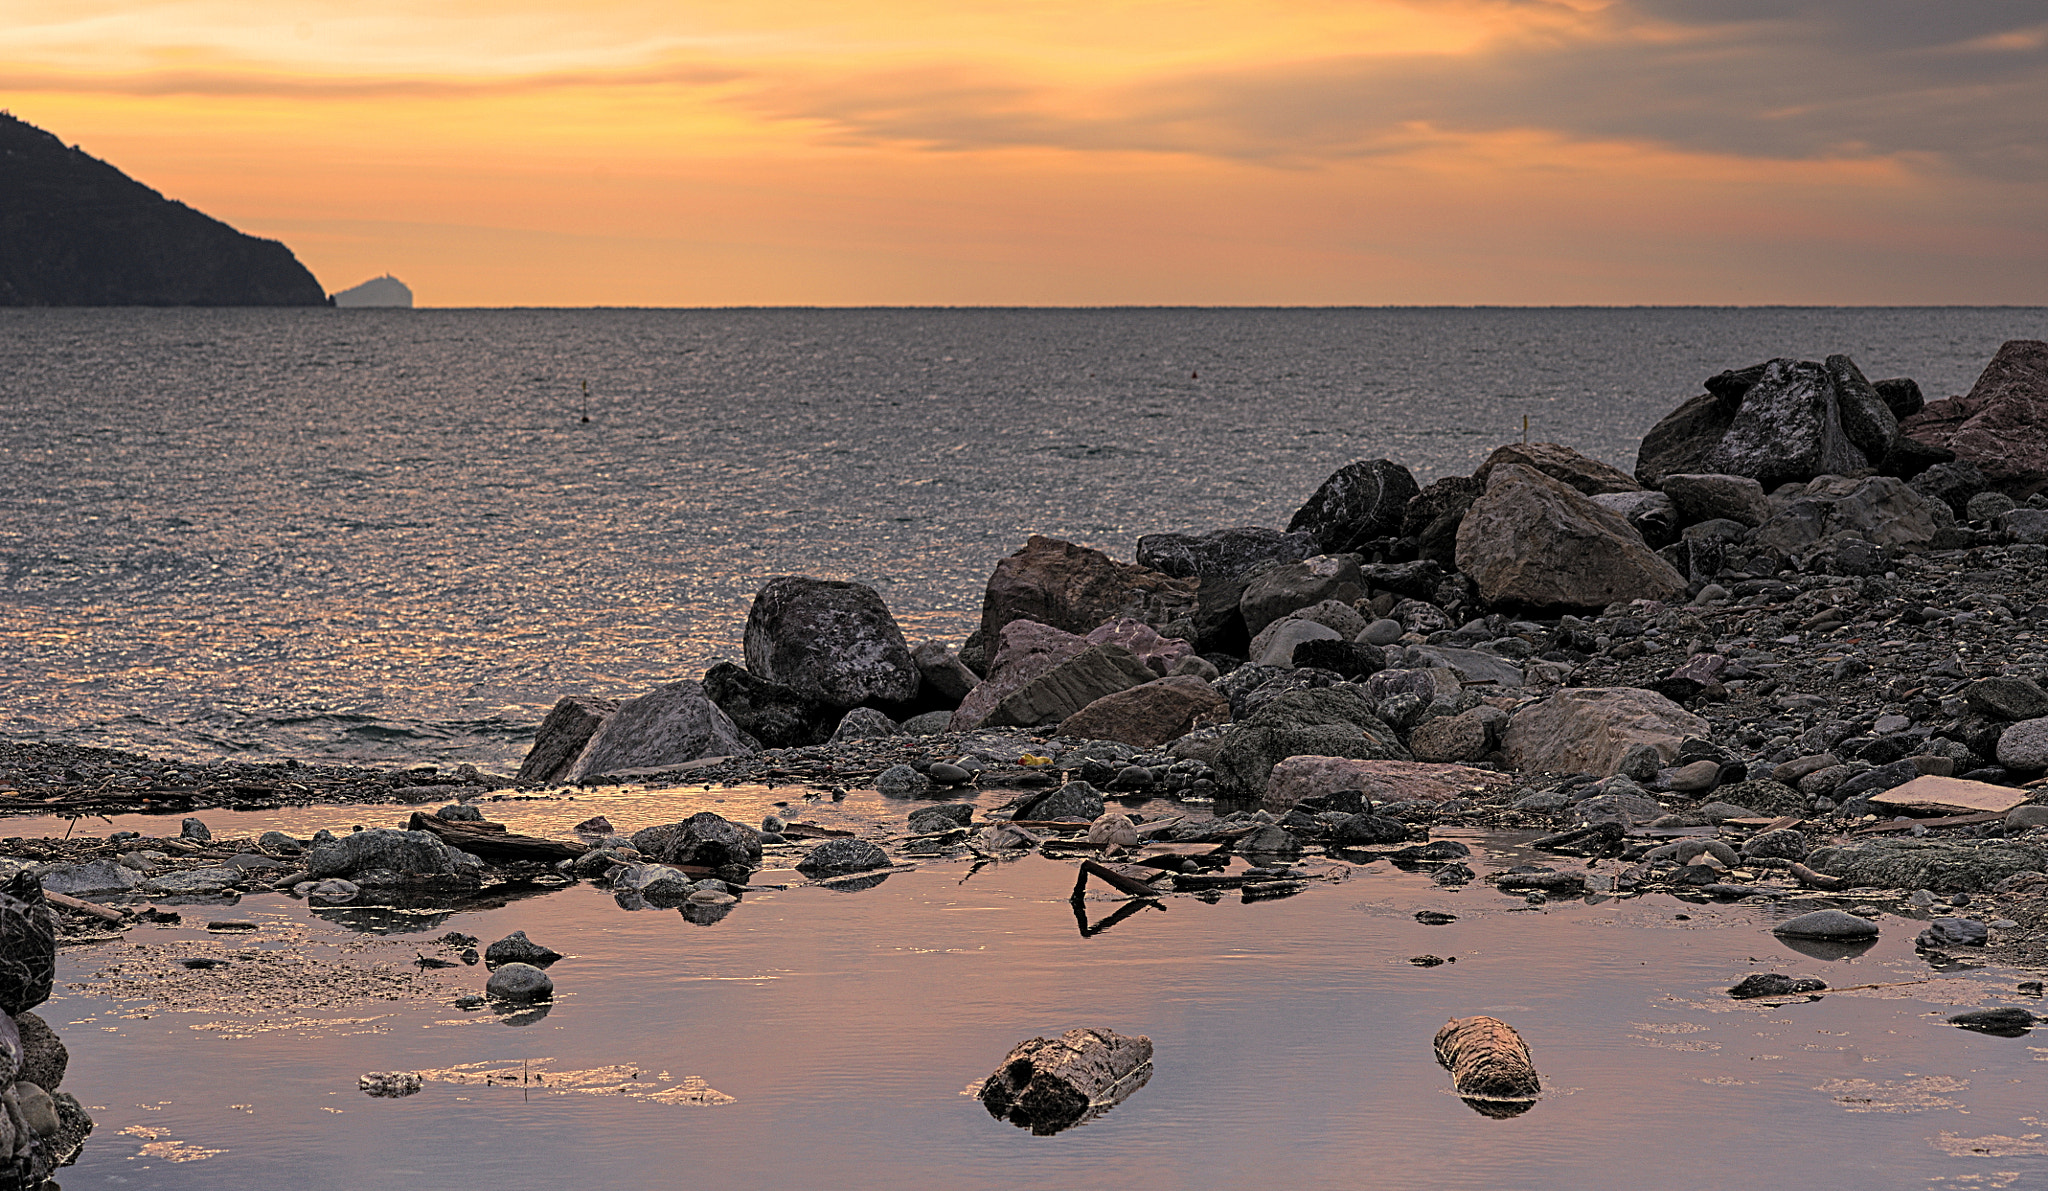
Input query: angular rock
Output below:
<box><xmin>1238</xmin><ymin>555</ymin><xmax>1368</xmax><ymax>638</ymax></box>
<box><xmin>908</xmin><ymin>804</ymin><xmax>974</xmax><ymax>832</ymax></box>
<box><xmin>1636</xmin><ymin>390</ymin><xmax>1740</xmax><ymax>489</ymax></box>
<box><xmin>1291</xmin><ymin>638</ymin><xmax>1385</xmax><ymax>679</ymax></box>
<box><xmin>1908</xmin><ymin>460</ymin><xmax>1991</xmax><ymax>518</ymax></box>
<box><xmin>1201</xmin><ymin>687</ymin><xmax>1409</xmax><ymax>799</ymax></box>
<box><xmin>0</xmin><ymin>873</ymin><xmax>57</xmax><ymax>1017</ymax></box>
<box><xmin>910</xmin><ymin>640</ymin><xmax>981</xmax><ymax>704</ymax></box>
<box><xmin>1406</xmin><ymin>645</ymin><xmax>1524</xmax><ymax>690</ymax></box>
<box><xmin>1742</xmin><ymin>829</ymin><xmax>1810</xmax><ymax>862</ymax></box>
<box><xmin>1474</xmin><ymin>441</ymin><xmax>1641</xmax><ymax>496</ymax></box>
<box><xmin>629</xmin><ymin>812</ymin><xmax>763</xmax><ymax>869</ymax></box>
<box><xmin>796</xmin><ymin>838</ymin><xmax>890</xmax><ymax>875</ymax></box>
<box><xmin>515</xmin><ymin>695</ymin><xmax>620</xmax><ymax>784</ymax></box>
<box><xmin>1875</xmin><ymin>376</ymin><xmax>1924</xmax><ymax>419</ymax></box>
<box><xmin>614</xmin><ymin>863</ymin><xmax>695</xmax><ymax>900</ymax></box>
<box><xmin>985</xmin><ymin>644</ymin><xmax>1158</xmax><ymax>728</ymax></box>
<box><xmin>1455</xmin><ymin>465</ymin><xmax>1686</xmax><ymax>609</ymax></box>
<box><xmin>1996</xmin><ymin>719</ymin><xmax>2048</xmax><ymax>770</ymax></box>
<box><xmin>1967</xmin><ymin>677</ymin><xmax>2048</xmax><ymax>722</ymax></box>
<box><xmin>1259</xmin><ymin>757</ymin><xmax>1515</xmax><ymax>813</ymax></box>
<box><xmin>1408</xmin><ymin>709</ymin><xmax>1495</xmax><ymax>764</ymax></box>
<box><xmin>1135</xmin><ymin>526</ymin><xmax>1316</xmax><ymax>583</ymax></box>
<box><xmin>13</xmin><ymin>1012</ymin><xmax>65</xmax><ymax>1091</ymax></box>
<box><xmin>567</xmin><ymin>681</ymin><xmax>758</xmax><ymax>779</ymax></box>
<box><xmin>35</xmin><ymin>860</ymin><xmax>141</xmax><ymax>899</ymax></box>
<box><xmin>1330</xmin><ymin>813</ymin><xmax>1408</xmax><ymax>846</ymax></box>
<box><xmin>1015</xmin><ymin>782</ymin><xmax>1108</xmax><ymax>823</ymax></box>
<box><xmin>743</xmin><ymin>576</ymin><xmax>921</xmax><ymax>708</ymax></box>
<box><xmin>1827</xmin><ymin>353</ymin><xmax>1900</xmax><ymax>463</ymax></box>
<box><xmin>1059</xmin><ymin>676</ymin><xmax>1231</xmax><ymax>748</ymax></box>
<box><xmin>700</xmin><ymin>662</ymin><xmax>835</xmax><ymax>750</ymax></box>
<box><xmin>2000</xmin><ymin>508</ymin><xmax>2048</xmax><ymax>544</ymax></box>
<box><xmin>1502</xmin><ymin>687</ymin><xmax>1709</xmax><ymax>777</ymax></box>
<box><xmin>1900</xmin><ymin>340</ymin><xmax>2048</xmax><ymax>495</ymax></box>
<box><xmin>948</xmin><ymin>620</ymin><xmax>1090</xmax><ymax>731</ymax></box>
<box><xmin>1287</xmin><ymin>459</ymin><xmax>1420</xmax><ymax>554</ymax></box>
<box><xmin>1660</xmin><ymin>473</ymin><xmax>1771</xmax><ymax>528</ymax></box>
<box><xmin>976</xmin><ymin>535</ymin><xmax>1197</xmax><ymax>644</ymax></box>
<box><xmin>1918</xmin><ymin>917</ymin><xmax>1988</xmax><ymax>948</ymax></box>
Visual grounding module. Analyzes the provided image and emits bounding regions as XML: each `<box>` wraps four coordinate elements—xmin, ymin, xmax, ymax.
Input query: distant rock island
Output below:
<box><xmin>0</xmin><ymin>112</ymin><xmax>327</xmax><ymax>306</ymax></box>
<box><xmin>332</xmin><ymin>275</ymin><xmax>414</xmax><ymax>307</ymax></box>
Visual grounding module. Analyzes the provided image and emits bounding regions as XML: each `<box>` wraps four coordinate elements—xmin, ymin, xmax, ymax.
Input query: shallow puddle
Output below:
<box><xmin>30</xmin><ymin>790</ymin><xmax>2048</xmax><ymax>1190</ymax></box>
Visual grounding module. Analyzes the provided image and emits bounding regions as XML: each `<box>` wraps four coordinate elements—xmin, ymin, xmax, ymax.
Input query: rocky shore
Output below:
<box><xmin>6</xmin><ymin>340</ymin><xmax>2048</xmax><ymax>1110</ymax></box>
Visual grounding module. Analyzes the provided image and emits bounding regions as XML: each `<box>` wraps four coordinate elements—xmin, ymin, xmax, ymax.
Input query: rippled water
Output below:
<box><xmin>35</xmin><ymin>791</ymin><xmax>2048</xmax><ymax>1190</ymax></box>
<box><xmin>2</xmin><ymin>307</ymin><xmax>2041</xmax><ymax>766</ymax></box>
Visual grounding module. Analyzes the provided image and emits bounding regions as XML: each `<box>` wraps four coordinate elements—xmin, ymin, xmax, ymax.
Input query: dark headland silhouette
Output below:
<box><xmin>0</xmin><ymin>112</ymin><xmax>327</xmax><ymax>306</ymax></box>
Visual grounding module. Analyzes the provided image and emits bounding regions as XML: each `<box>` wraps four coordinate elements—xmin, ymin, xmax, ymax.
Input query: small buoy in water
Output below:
<box><xmin>1191</xmin><ymin>371</ymin><xmax>1197</xmax><ymax>379</ymax></box>
<box><xmin>580</xmin><ymin>379</ymin><xmax>591</xmax><ymax>423</ymax></box>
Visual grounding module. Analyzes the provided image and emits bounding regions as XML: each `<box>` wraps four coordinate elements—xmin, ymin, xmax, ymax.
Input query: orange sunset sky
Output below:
<box><xmin>6</xmin><ymin>0</ymin><xmax>2046</xmax><ymax>306</ymax></box>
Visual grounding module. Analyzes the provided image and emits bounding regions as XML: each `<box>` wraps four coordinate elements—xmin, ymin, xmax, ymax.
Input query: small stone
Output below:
<box><xmin>1728</xmin><ymin>973</ymin><xmax>1828</xmax><ymax>999</ymax></box>
<box><xmin>1997</xmin><ymin>718</ymin><xmax>2048</xmax><ymax>770</ymax></box>
<box><xmin>796</xmin><ymin>838</ymin><xmax>890</xmax><ymax>875</ymax></box>
<box><xmin>928</xmin><ymin>762</ymin><xmax>973</xmax><ymax>785</ymax></box>
<box><xmin>908</xmin><ymin>804</ymin><xmax>973</xmax><ymax>832</ymax></box>
<box><xmin>1361</xmin><ymin>618</ymin><xmax>1406</xmax><ymax>646</ymax></box>
<box><xmin>179</xmin><ymin>817</ymin><xmax>212</xmax><ymax>842</ymax></box>
<box><xmin>1415</xmin><ymin>910</ymin><xmax>1458</xmax><ymax>925</ymax></box>
<box><xmin>484</xmin><ymin>963</ymin><xmax>554</xmax><ymax>1001</ymax></box>
<box><xmin>435</xmin><ymin>803</ymin><xmax>484</xmax><ymax>822</ymax></box>
<box><xmin>257</xmin><ymin>831</ymin><xmax>302</xmax><ymax>854</ymax></box>
<box><xmin>1949</xmin><ymin>1007</ymin><xmax>2036</xmax><ymax>1035</ymax></box>
<box><xmin>2006</xmin><ymin>805</ymin><xmax>2048</xmax><ymax>831</ymax></box>
<box><xmin>1773</xmin><ymin>909</ymin><xmax>1879</xmax><ymax>939</ymax></box>
<box><xmin>1917</xmin><ymin>917</ymin><xmax>1988</xmax><ymax>948</ymax></box>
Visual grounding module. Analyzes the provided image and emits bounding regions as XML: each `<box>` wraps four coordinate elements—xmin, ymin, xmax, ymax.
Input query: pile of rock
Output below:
<box><xmin>0</xmin><ymin>872</ymin><xmax>93</xmax><ymax>1180</ymax></box>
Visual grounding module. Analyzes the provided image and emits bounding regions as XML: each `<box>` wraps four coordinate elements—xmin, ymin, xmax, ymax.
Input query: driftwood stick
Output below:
<box><xmin>1434</xmin><ymin>1016</ymin><xmax>1541</xmax><ymax>1100</ymax></box>
<box><xmin>406</xmin><ymin>813</ymin><xmax>586</xmax><ymax>862</ymax></box>
<box><xmin>43</xmin><ymin>890</ymin><xmax>126</xmax><ymax>923</ymax></box>
<box><xmin>1789</xmin><ymin>862</ymin><xmax>1845</xmax><ymax>891</ymax></box>
<box><xmin>1072</xmin><ymin>859</ymin><xmax>1167</xmax><ymax>900</ymax></box>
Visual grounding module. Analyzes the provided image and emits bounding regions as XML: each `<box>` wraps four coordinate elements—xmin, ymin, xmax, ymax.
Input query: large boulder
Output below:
<box><xmin>516</xmin><ymin>696</ymin><xmax>619</xmax><ymax>784</ymax></box>
<box><xmin>1636</xmin><ymin>355</ymin><xmax>1899</xmax><ymax>489</ymax></box>
<box><xmin>630</xmin><ymin>812</ymin><xmax>763</xmax><ymax>869</ymax></box>
<box><xmin>1239</xmin><ymin>555</ymin><xmax>1368</xmax><ymax>637</ymax></box>
<box><xmin>1135</xmin><ymin>527</ymin><xmax>1317</xmax><ymax>655</ymax></box>
<box><xmin>947</xmin><ymin>621</ymin><xmax>1089</xmax><ymax>731</ymax></box>
<box><xmin>909</xmin><ymin>641</ymin><xmax>981</xmax><ymax>705</ymax></box>
<box><xmin>1286</xmin><ymin>460</ymin><xmax>1420</xmax><ymax>554</ymax></box>
<box><xmin>1454</xmin><ymin>465</ymin><xmax>1686</xmax><ymax>609</ymax></box>
<box><xmin>1747</xmin><ymin>475</ymin><xmax>1951</xmax><ymax>557</ymax></box>
<box><xmin>976</xmin><ymin>535</ymin><xmax>1196</xmax><ymax>645</ymax></box>
<box><xmin>567</xmin><ymin>681</ymin><xmax>759</xmax><ymax>779</ymax></box>
<box><xmin>1502</xmin><ymin>687</ymin><xmax>1709</xmax><ymax>777</ymax></box>
<box><xmin>743</xmin><ymin>576</ymin><xmax>920</xmax><ymax>708</ymax></box>
<box><xmin>1059</xmin><ymin>676</ymin><xmax>1231</xmax><ymax>747</ymax></box>
<box><xmin>700</xmin><ymin>662</ymin><xmax>836</xmax><ymax>749</ymax></box>
<box><xmin>34</xmin><ymin>860</ymin><xmax>140</xmax><ymax>899</ymax></box>
<box><xmin>1263</xmin><ymin>757</ymin><xmax>1515</xmax><ymax>814</ymax></box>
<box><xmin>1807</xmin><ymin>837</ymin><xmax>2048</xmax><ymax>893</ymax></box>
<box><xmin>1473</xmin><ymin>442</ymin><xmax>1642</xmax><ymax>496</ymax></box>
<box><xmin>984</xmin><ymin>644</ymin><xmax>1158</xmax><ymax>728</ymax></box>
<box><xmin>1899</xmin><ymin>340</ymin><xmax>2048</xmax><ymax>496</ymax></box>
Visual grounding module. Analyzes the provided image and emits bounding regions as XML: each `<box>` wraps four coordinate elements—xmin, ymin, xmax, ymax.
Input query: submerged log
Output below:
<box><xmin>978</xmin><ymin>1027</ymin><xmax>1153</xmax><ymax>1135</ymax></box>
<box><xmin>1434</xmin><ymin>1015</ymin><xmax>1541</xmax><ymax>1101</ymax></box>
<box><xmin>406</xmin><ymin>813</ymin><xmax>586</xmax><ymax>863</ymax></box>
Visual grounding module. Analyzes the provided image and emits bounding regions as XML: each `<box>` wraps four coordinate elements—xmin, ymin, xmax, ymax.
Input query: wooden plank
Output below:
<box><xmin>1853</xmin><ymin>810</ymin><xmax>2006</xmax><ymax>835</ymax></box>
<box><xmin>406</xmin><ymin>812</ymin><xmax>586</xmax><ymax>861</ymax></box>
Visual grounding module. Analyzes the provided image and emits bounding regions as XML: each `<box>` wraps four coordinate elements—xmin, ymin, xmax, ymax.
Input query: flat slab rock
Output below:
<box><xmin>1869</xmin><ymin>776</ymin><xmax>2029</xmax><ymax>817</ymax></box>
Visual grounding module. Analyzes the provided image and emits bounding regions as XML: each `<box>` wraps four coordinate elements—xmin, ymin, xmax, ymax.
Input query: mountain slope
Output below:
<box><xmin>0</xmin><ymin>113</ymin><xmax>326</xmax><ymax>306</ymax></box>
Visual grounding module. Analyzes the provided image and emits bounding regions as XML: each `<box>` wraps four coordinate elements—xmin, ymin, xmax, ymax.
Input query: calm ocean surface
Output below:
<box><xmin>2</xmin><ymin>307</ymin><xmax>2042</xmax><ymax>767</ymax></box>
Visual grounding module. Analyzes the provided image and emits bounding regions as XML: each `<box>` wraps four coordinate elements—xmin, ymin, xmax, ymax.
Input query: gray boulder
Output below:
<box><xmin>1808</xmin><ymin>838</ymin><xmax>2048</xmax><ymax>892</ymax></box>
<box><xmin>1198</xmin><ymin>686</ymin><xmax>1409</xmax><ymax>798</ymax></box>
<box><xmin>1017</xmin><ymin>782</ymin><xmax>1108</xmax><ymax>822</ymax></box>
<box><xmin>567</xmin><ymin>681</ymin><xmax>759</xmax><ymax>779</ymax></box>
<box><xmin>910</xmin><ymin>640</ymin><xmax>981</xmax><ymax>704</ymax></box>
<box><xmin>1455</xmin><ymin>465</ymin><xmax>1686</xmax><ymax>610</ymax></box>
<box><xmin>1999</xmin><ymin>718</ymin><xmax>2048</xmax><ymax>770</ymax></box>
<box><xmin>1473</xmin><ymin>442</ymin><xmax>1642</xmax><ymax>496</ymax></box>
<box><xmin>484</xmin><ymin>931</ymin><xmax>562</xmax><ymax>968</ymax></box>
<box><xmin>306</xmin><ymin>828</ymin><xmax>479</xmax><ymax>880</ymax></box>
<box><xmin>1502</xmin><ymin>687</ymin><xmax>1707</xmax><ymax>777</ymax></box>
<box><xmin>701</xmin><ymin>662</ymin><xmax>835</xmax><ymax>749</ymax></box>
<box><xmin>874</xmin><ymin>764</ymin><xmax>930</xmax><ymax>796</ymax></box>
<box><xmin>1968</xmin><ymin>677</ymin><xmax>2048</xmax><ymax>722</ymax></box>
<box><xmin>1590</xmin><ymin>490</ymin><xmax>1678</xmax><ymax>548</ymax></box>
<box><xmin>949</xmin><ymin>620</ymin><xmax>1090</xmax><ymax>731</ymax></box>
<box><xmin>485</xmin><ymin>962</ymin><xmax>554</xmax><ymax>1001</ymax></box>
<box><xmin>1286</xmin><ymin>459</ymin><xmax>1420</xmax><ymax>554</ymax></box>
<box><xmin>629</xmin><ymin>812</ymin><xmax>763</xmax><ymax>869</ymax></box>
<box><xmin>1701</xmin><ymin>358</ymin><xmax>1877</xmax><ymax>486</ymax></box>
<box><xmin>828</xmin><ymin>707</ymin><xmax>901</xmax><ymax>743</ymax></box>
<box><xmin>614</xmin><ymin>863</ymin><xmax>695</xmax><ymax>900</ymax></box>
<box><xmin>35</xmin><ymin>860</ymin><xmax>141</xmax><ymax>899</ymax></box>
<box><xmin>1240</xmin><ymin>555</ymin><xmax>1368</xmax><ymax>637</ymax></box>
<box><xmin>1773</xmin><ymin>910</ymin><xmax>1878</xmax><ymax>940</ymax></box>
<box><xmin>1135</xmin><ymin>526</ymin><xmax>1317</xmax><ymax>583</ymax></box>
<box><xmin>1250</xmin><ymin>618</ymin><xmax>1342</xmax><ymax>667</ymax></box>
<box><xmin>743</xmin><ymin>576</ymin><xmax>921</xmax><ymax>708</ymax></box>
<box><xmin>1748</xmin><ymin>475</ymin><xmax>1950</xmax><ymax>557</ymax></box>
<box><xmin>1399</xmin><ymin>477</ymin><xmax>1483</xmax><ymax>567</ymax></box>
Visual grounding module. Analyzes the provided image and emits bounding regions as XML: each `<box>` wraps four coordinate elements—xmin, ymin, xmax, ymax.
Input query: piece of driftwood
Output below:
<box><xmin>43</xmin><ymin>890</ymin><xmax>125</xmax><ymax>924</ymax></box>
<box><xmin>1789</xmin><ymin>862</ymin><xmax>1845</xmax><ymax>890</ymax></box>
<box><xmin>978</xmin><ymin>1027</ymin><xmax>1154</xmax><ymax>1135</ymax></box>
<box><xmin>1434</xmin><ymin>1016</ymin><xmax>1541</xmax><ymax>1102</ymax></box>
<box><xmin>1070</xmin><ymin>859</ymin><xmax>1169</xmax><ymax>900</ymax></box>
<box><xmin>1854</xmin><ymin>810</ymin><xmax>2006</xmax><ymax>835</ymax></box>
<box><xmin>406</xmin><ymin>813</ymin><xmax>586</xmax><ymax>862</ymax></box>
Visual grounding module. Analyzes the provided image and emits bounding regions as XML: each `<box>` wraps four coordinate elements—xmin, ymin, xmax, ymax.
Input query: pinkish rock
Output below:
<box><xmin>1059</xmin><ymin>676</ymin><xmax>1231</xmax><ymax>747</ymax></box>
<box><xmin>948</xmin><ymin>620</ymin><xmax>1088</xmax><ymax>731</ymax></box>
<box><xmin>1084</xmin><ymin>618</ymin><xmax>1195</xmax><ymax>677</ymax></box>
<box><xmin>1900</xmin><ymin>340</ymin><xmax>2048</xmax><ymax>496</ymax></box>
<box><xmin>1501</xmin><ymin>686</ymin><xmax>1708</xmax><ymax>777</ymax></box>
<box><xmin>1473</xmin><ymin>442</ymin><xmax>1643</xmax><ymax>496</ymax></box>
<box><xmin>1262</xmin><ymin>757</ymin><xmax>1516</xmax><ymax>814</ymax></box>
<box><xmin>976</xmin><ymin>535</ymin><xmax>1197</xmax><ymax>643</ymax></box>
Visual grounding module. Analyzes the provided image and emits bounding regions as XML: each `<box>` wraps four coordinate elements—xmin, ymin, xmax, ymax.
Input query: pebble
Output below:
<box><xmin>1773</xmin><ymin>909</ymin><xmax>1879</xmax><ymax>939</ymax></box>
<box><xmin>484</xmin><ymin>963</ymin><xmax>554</xmax><ymax>1001</ymax></box>
<box><xmin>1668</xmin><ymin>760</ymin><xmax>1724</xmax><ymax>792</ymax></box>
<box><xmin>874</xmin><ymin>764</ymin><xmax>930</xmax><ymax>797</ymax></box>
<box><xmin>927</xmin><ymin>762</ymin><xmax>972</xmax><ymax>785</ymax></box>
